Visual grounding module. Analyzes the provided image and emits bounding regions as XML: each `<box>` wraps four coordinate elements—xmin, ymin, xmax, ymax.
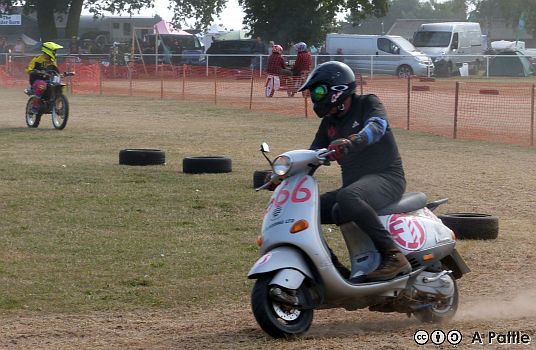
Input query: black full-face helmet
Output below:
<box><xmin>298</xmin><ymin>61</ymin><xmax>356</xmax><ymax>118</ymax></box>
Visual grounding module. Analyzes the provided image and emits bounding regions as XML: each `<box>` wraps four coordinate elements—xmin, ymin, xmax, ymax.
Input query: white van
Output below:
<box><xmin>412</xmin><ymin>22</ymin><xmax>484</xmax><ymax>76</ymax></box>
<box><xmin>325</xmin><ymin>34</ymin><xmax>433</xmax><ymax>77</ymax></box>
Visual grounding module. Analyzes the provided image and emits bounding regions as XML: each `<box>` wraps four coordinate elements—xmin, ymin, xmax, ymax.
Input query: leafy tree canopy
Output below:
<box><xmin>12</xmin><ymin>0</ymin><xmax>153</xmax><ymax>41</ymax></box>
<box><xmin>470</xmin><ymin>0</ymin><xmax>536</xmax><ymax>38</ymax></box>
<box><xmin>170</xmin><ymin>0</ymin><xmax>390</xmax><ymax>47</ymax></box>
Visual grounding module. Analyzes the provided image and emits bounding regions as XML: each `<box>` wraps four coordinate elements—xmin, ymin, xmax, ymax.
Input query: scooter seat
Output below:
<box><xmin>376</xmin><ymin>192</ymin><xmax>428</xmax><ymax>216</ymax></box>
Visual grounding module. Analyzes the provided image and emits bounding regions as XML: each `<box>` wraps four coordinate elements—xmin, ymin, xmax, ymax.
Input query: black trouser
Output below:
<box><xmin>320</xmin><ymin>172</ymin><xmax>405</xmax><ymax>252</ymax></box>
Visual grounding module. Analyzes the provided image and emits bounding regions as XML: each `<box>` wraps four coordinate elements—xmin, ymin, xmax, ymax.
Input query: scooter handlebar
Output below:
<box><xmin>316</xmin><ymin>148</ymin><xmax>335</xmax><ymax>165</ymax></box>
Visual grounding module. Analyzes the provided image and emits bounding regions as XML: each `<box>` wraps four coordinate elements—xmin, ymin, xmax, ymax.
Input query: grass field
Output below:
<box><xmin>1</xmin><ymin>87</ymin><xmax>536</xmax><ymax>349</ymax></box>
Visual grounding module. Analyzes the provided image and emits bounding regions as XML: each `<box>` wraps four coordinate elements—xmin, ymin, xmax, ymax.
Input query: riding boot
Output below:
<box><xmin>365</xmin><ymin>249</ymin><xmax>411</xmax><ymax>282</ymax></box>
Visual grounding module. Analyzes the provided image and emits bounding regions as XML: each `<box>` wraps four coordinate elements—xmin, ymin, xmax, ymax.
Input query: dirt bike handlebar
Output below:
<box><xmin>31</xmin><ymin>70</ymin><xmax>75</xmax><ymax>78</ymax></box>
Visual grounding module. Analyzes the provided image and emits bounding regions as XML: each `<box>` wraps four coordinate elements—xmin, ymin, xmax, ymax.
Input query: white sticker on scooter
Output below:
<box><xmin>388</xmin><ymin>214</ymin><xmax>426</xmax><ymax>250</ymax></box>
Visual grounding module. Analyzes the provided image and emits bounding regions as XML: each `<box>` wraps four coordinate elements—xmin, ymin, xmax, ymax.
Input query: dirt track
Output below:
<box><xmin>3</xmin><ymin>142</ymin><xmax>536</xmax><ymax>349</ymax></box>
<box><xmin>1</xmin><ymin>88</ymin><xmax>536</xmax><ymax>349</ymax></box>
<box><xmin>3</xmin><ymin>295</ymin><xmax>536</xmax><ymax>349</ymax></box>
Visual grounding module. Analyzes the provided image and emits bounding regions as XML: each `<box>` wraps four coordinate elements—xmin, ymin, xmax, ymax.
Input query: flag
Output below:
<box><xmin>516</xmin><ymin>12</ymin><xmax>526</xmax><ymax>42</ymax></box>
<box><xmin>467</xmin><ymin>10</ymin><xmax>477</xmax><ymax>22</ymax></box>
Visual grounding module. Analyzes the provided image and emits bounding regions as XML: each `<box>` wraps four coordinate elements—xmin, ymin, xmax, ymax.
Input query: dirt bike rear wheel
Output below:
<box><xmin>25</xmin><ymin>97</ymin><xmax>41</xmax><ymax>128</ymax></box>
<box><xmin>251</xmin><ymin>274</ymin><xmax>313</xmax><ymax>338</ymax></box>
<box><xmin>52</xmin><ymin>94</ymin><xmax>69</xmax><ymax>130</ymax></box>
<box><xmin>413</xmin><ymin>274</ymin><xmax>458</xmax><ymax>323</ymax></box>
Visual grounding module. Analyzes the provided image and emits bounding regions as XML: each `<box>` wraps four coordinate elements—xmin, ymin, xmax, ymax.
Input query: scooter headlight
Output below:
<box><xmin>272</xmin><ymin>156</ymin><xmax>291</xmax><ymax>176</ymax></box>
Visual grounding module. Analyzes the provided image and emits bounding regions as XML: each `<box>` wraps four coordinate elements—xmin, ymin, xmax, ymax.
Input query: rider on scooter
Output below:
<box><xmin>24</xmin><ymin>41</ymin><xmax>63</xmax><ymax>113</ymax></box>
<box><xmin>298</xmin><ymin>61</ymin><xmax>411</xmax><ymax>282</ymax></box>
<box><xmin>266</xmin><ymin>44</ymin><xmax>291</xmax><ymax>76</ymax></box>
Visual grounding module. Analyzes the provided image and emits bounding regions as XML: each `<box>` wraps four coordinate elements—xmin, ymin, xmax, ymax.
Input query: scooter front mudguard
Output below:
<box><xmin>248</xmin><ymin>246</ymin><xmax>313</xmax><ymax>282</ymax></box>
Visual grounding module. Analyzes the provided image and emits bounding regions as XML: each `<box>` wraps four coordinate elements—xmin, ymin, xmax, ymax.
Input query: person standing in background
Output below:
<box><xmin>13</xmin><ymin>38</ymin><xmax>25</xmax><ymax>54</ymax></box>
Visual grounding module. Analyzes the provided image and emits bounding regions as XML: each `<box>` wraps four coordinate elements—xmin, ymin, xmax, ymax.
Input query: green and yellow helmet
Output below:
<box><xmin>41</xmin><ymin>41</ymin><xmax>63</xmax><ymax>62</ymax></box>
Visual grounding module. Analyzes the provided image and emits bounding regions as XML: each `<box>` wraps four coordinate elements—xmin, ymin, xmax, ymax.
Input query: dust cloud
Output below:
<box><xmin>457</xmin><ymin>292</ymin><xmax>536</xmax><ymax>321</ymax></box>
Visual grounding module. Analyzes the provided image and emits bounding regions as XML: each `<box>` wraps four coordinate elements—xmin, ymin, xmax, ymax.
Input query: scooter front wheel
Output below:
<box><xmin>251</xmin><ymin>274</ymin><xmax>313</xmax><ymax>338</ymax></box>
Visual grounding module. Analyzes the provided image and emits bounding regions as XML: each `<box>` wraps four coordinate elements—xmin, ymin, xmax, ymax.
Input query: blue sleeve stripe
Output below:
<box><xmin>363</xmin><ymin>127</ymin><xmax>374</xmax><ymax>145</ymax></box>
<box><xmin>363</xmin><ymin>116</ymin><xmax>388</xmax><ymax>145</ymax></box>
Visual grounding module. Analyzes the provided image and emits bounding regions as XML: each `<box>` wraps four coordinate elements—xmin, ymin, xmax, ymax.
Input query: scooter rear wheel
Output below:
<box><xmin>251</xmin><ymin>275</ymin><xmax>313</xmax><ymax>338</ymax></box>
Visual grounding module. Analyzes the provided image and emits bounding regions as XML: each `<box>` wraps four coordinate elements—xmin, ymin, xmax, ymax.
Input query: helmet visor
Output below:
<box><xmin>310</xmin><ymin>85</ymin><xmax>328</xmax><ymax>102</ymax></box>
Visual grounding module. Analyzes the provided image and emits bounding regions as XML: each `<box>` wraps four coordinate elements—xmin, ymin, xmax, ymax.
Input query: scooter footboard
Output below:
<box><xmin>247</xmin><ymin>246</ymin><xmax>313</xmax><ymax>283</ymax></box>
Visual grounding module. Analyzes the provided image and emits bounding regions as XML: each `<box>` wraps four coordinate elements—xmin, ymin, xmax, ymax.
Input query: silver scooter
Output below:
<box><xmin>248</xmin><ymin>143</ymin><xmax>470</xmax><ymax>339</ymax></box>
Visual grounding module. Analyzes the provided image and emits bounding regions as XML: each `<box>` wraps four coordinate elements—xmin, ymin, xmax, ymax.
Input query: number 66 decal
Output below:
<box><xmin>274</xmin><ymin>177</ymin><xmax>311</xmax><ymax>206</ymax></box>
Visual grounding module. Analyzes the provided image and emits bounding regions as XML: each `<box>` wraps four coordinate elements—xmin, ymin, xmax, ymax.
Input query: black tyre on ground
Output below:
<box><xmin>438</xmin><ymin>212</ymin><xmax>499</xmax><ymax>240</ymax></box>
<box><xmin>25</xmin><ymin>97</ymin><xmax>41</xmax><ymax>128</ymax></box>
<box><xmin>413</xmin><ymin>274</ymin><xmax>459</xmax><ymax>323</ymax></box>
<box><xmin>253</xmin><ymin>170</ymin><xmax>272</xmax><ymax>188</ymax></box>
<box><xmin>182</xmin><ymin>156</ymin><xmax>232</xmax><ymax>174</ymax></box>
<box><xmin>119</xmin><ymin>149</ymin><xmax>166</xmax><ymax>166</ymax></box>
<box><xmin>52</xmin><ymin>94</ymin><xmax>69</xmax><ymax>130</ymax></box>
<box><xmin>251</xmin><ymin>275</ymin><xmax>314</xmax><ymax>338</ymax></box>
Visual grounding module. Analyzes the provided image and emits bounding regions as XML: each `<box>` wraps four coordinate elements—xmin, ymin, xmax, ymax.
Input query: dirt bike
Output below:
<box><xmin>24</xmin><ymin>70</ymin><xmax>75</xmax><ymax>130</ymax></box>
<box><xmin>248</xmin><ymin>143</ymin><xmax>470</xmax><ymax>339</ymax></box>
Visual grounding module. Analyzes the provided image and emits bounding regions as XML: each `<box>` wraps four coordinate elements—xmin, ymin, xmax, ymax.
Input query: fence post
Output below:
<box><xmin>360</xmin><ymin>74</ymin><xmax>364</xmax><ymax>95</ymax></box>
<box><xmin>160</xmin><ymin>78</ymin><xmax>164</xmax><ymax>100</ymax></box>
<box><xmin>182</xmin><ymin>64</ymin><xmax>186</xmax><ymax>100</ymax></box>
<box><xmin>407</xmin><ymin>75</ymin><xmax>411</xmax><ymax>130</ymax></box>
<box><xmin>304</xmin><ymin>95</ymin><xmax>308</xmax><ymax>118</ymax></box>
<box><xmin>531</xmin><ymin>84</ymin><xmax>535</xmax><ymax>146</ymax></box>
<box><xmin>249</xmin><ymin>67</ymin><xmax>254</xmax><ymax>110</ymax></box>
<box><xmin>129</xmin><ymin>68</ymin><xmax>133</xmax><ymax>96</ymax></box>
<box><xmin>453</xmin><ymin>81</ymin><xmax>460</xmax><ymax>139</ymax></box>
<box><xmin>214</xmin><ymin>66</ymin><xmax>217</xmax><ymax>105</ymax></box>
<box><xmin>99</xmin><ymin>64</ymin><xmax>103</xmax><ymax>96</ymax></box>
<box><xmin>486</xmin><ymin>56</ymin><xmax>489</xmax><ymax>78</ymax></box>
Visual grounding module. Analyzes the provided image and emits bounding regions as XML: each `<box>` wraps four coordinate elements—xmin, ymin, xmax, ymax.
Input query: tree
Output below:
<box><xmin>341</xmin><ymin>0</ymin><xmax>467</xmax><ymax>36</ymax></box>
<box><xmin>470</xmin><ymin>0</ymin><xmax>536</xmax><ymax>38</ymax></box>
<box><xmin>12</xmin><ymin>0</ymin><xmax>154</xmax><ymax>41</ymax></box>
<box><xmin>170</xmin><ymin>0</ymin><xmax>390</xmax><ymax>46</ymax></box>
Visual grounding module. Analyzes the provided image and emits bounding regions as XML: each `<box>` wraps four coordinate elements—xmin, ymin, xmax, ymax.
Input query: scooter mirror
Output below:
<box><xmin>260</xmin><ymin>142</ymin><xmax>270</xmax><ymax>153</ymax></box>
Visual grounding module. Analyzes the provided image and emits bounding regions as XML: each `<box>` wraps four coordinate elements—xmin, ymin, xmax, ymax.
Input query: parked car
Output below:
<box><xmin>325</xmin><ymin>33</ymin><xmax>433</xmax><ymax>77</ymax></box>
<box><xmin>205</xmin><ymin>39</ymin><xmax>267</xmax><ymax>68</ymax></box>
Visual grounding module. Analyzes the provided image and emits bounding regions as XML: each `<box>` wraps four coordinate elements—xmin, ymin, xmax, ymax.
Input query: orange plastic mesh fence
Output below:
<box><xmin>408</xmin><ymin>78</ymin><xmax>457</xmax><ymax>138</ymax></box>
<box><xmin>457</xmin><ymin>82</ymin><xmax>534</xmax><ymax>145</ymax></box>
<box><xmin>1</xmin><ymin>60</ymin><xmax>535</xmax><ymax>147</ymax></box>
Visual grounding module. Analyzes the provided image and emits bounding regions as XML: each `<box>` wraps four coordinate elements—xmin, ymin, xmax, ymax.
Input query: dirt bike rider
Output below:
<box><xmin>24</xmin><ymin>41</ymin><xmax>63</xmax><ymax>113</ymax></box>
<box><xmin>298</xmin><ymin>61</ymin><xmax>411</xmax><ymax>282</ymax></box>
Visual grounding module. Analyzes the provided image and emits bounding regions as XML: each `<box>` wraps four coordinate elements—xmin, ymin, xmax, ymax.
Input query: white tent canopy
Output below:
<box><xmin>153</xmin><ymin>20</ymin><xmax>192</xmax><ymax>36</ymax></box>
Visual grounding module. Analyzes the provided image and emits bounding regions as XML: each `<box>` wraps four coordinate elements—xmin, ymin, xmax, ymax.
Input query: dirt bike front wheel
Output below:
<box><xmin>51</xmin><ymin>94</ymin><xmax>69</xmax><ymax>130</ymax></box>
<box><xmin>25</xmin><ymin>97</ymin><xmax>41</xmax><ymax>128</ymax></box>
